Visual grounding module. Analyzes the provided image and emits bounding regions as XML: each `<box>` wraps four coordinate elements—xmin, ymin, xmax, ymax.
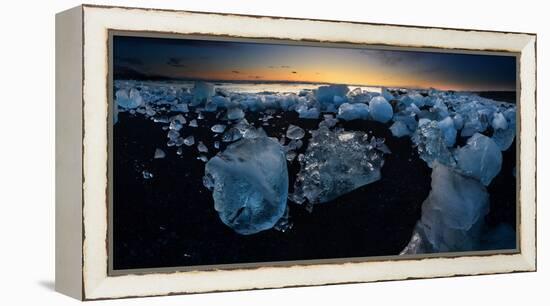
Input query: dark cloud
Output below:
<box><xmin>360</xmin><ymin>49</ymin><xmax>405</xmax><ymax>66</ymax></box>
<box><xmin>281</xmin><ymin>65</ymin><xmax>291</xmax><ymax>68</ymax></box>
<box><xmin>232</xmin><ymin>70</ymin><xmax>240</xmax><ymax>74</ymax></box>
<box><xmin>115</xmin><ymin>57</ymin><xmax>144</xmax><ymax>66</ymax></box>
<box><xmin>166</xmin><ymin>57</ymin><xmax>188</xmax><ymax>68</ymax></box>
<box><xmin>291</xmin><ymin>71</ymin><xmax>297</xmax><ymax>74</ymax></box>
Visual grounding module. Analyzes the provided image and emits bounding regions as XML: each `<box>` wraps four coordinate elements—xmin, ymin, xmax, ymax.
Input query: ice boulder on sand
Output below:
<box><xmin>315</xmin><ymin>84</ymin><xmax>349</xmax><ymax>104</ymax></box>
<box><xmin>401</xmin><ymin>163</ymin><xmax>489</xmax><ymax>254</ymax></box>
<box><xmin>337</xmin><ymin>103</ymin><xmax>369</xmax><ymax>121</ymax></box>
<box><xmin>203</xmin><ymin>136</ymin><xmax>288</xmax><ymax>235</ymax></box>
<box><xmin>368</xmin><ymin>96</ymin><xmax>393</xmax><ymax>123</ymax></box>
<box><xmin>437</xmin><ymin>116</ymin><xmax>457</xmax><ymax>147</ymax></box>
<box><xmin>191</xmin><ymin>81</ymin><xmax>215</xmax><ymax>106</ymax></box>
<box><xmin>412</xmin><ymin>119</ymin><xmax>456</xmax><ymax>168</ymax></box>
<box><xmin>492</xmin><ymin>108</ymin><xmax>516</xmax><ymax>151</ymax></box>
<box><xmin>290</xmin><ymin>126</ymin><xmax>389</xmax><ymax>205</ymax></box>
<box><xmin>454</xmin><ymin>133</ymin><xmax>502</xmax><ymax>186</ymax></box>
<box><xmin>116</xmin><ymin>88</ymin><xmax>143</xmax><ymax>109</ymax></box>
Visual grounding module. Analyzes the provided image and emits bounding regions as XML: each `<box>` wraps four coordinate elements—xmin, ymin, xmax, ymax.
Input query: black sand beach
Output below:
<box><xmin>112</xmin><ymin>97</ymin><xmax>516</xmax><ymax>270</ymax></box>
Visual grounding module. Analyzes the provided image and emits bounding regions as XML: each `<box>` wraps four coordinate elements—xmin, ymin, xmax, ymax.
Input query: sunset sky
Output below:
<box><xmin>114</xmin><ymin>35</ymin><xmax>517</xmax><ymax>91</ymax></box>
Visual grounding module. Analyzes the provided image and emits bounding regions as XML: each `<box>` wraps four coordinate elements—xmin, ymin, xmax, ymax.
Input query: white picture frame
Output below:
<box><xmin>55</xmin><ymin>4</ymin><xmax>536</xmax><ymax>300</ymax></box>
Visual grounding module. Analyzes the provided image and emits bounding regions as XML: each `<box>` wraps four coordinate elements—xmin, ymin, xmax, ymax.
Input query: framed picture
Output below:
<box><xmin>55</xmin><ymin>5</ymin><xmax>537</xmax><ymax>300</ymax></box>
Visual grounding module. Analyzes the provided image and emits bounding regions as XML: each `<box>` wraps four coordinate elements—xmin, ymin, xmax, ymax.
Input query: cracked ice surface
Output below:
<box><xmin>203</xmin><ymin>136</ymin><xmax>288</xmax><ymax>235</ymax></box>
<box><xmin>290</xmin><ymin>126</ymin><xmax>389</xmax><ymax>205</ymax></box>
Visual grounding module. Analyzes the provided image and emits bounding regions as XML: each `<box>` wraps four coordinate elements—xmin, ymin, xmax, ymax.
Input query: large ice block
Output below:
<box><xmin>203</xmin><ymin>136</ymin><xmax>288</xmax><ymax>235</ymax></box>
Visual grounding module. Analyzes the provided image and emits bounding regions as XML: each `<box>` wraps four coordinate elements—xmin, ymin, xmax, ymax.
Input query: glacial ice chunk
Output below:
<box><xmin>315</xmin><ymin>84</ymin><xmax>349</xmax><ymax>104</ymax></box>
<box><xmin>211</xmin><ymin>124</ymin><xmax>227</xmax><ymax>133</ymax></box>
<box><xmin>454</xmin><ymin>133</ymin><xmax>502</xmax><ymax>186</ymax></box>
<box><xmin>189</xmin><ymin>119</ymin><xmax>198</xmax><ymax>127</ymax></box>
<box><xmin>390</xmin><ymin>121</ymin><xmax>410</xmax><ymax>137</ymax></box>
<box><xmin>290</xmin><ymin>126</ymin><xmax>388</xmax><ymax>205</ymax></box>
<box><xmin>491</xmin><ymin>112</ymin><xmax>508</xmax><ymax>130</ymax></box>
<box><xmin>492</xmin><ymin>108</ymin><xmax>516</xmax><ymax>151</ymax></box>
<box><xmin>191</xmin><ymin>81</ymin><xmax>215</xmax><ymax>106</ymax></box>
<box><xmin>154</xmin><ymin>148</ymin><xmax>166</xmax><ymax>159</ymax></box>
<box><xmin>295</xmin><ymin>104</ymin><xmax>320</xmax><ymax>119</ymax></box>
<box><xmin>337</xmin><ymin>103</ymin><xmax>370</xmax><ymax>121</ymax></box>
<box><xmin>116</xmin><ymin>88</ymin><xmax>143</xmax><ymax>109</ymax></box>
<box><xmin>437</xmin><ymin>116</ymin><xmax>457</xmax><ymax>147</ymax></box>
<box><xmin>401</xmin><ymin>163</ymin><xmax>489</xmax><ymax>254</ymax></box>
<box><xmin>203</xmin><ymin>136</ymin><xmax>288</xmax><ymax>234</ymax></box>
<box><xmin>169</xmin><ymin>114</ymin><xmax>186</xmax><ymax>131</ymax></box>
<box><xmin>197</xmin><ymin>141</ymin><xmax>208</xmax><ymax>153</ymax></box>
<box><xmin>368</xmin><ymin>96</ymin><xmax>393</xmax><ymax>123</ymax></box>
<box><xmin>222</xmin><ymin>127</ymin><xmax>243</xmax><ymax>142</ymax></box>
<box><xmin>226</xmin><ymin>107</ymin><xmax>245</xmax><ymax>120</ymax></box>
<box><xmin>183</xmin><ymin>136</ymin><xmax>195</xmax><ymax>146</ymax></box>
<box><xmin>286</xmin><ymin>124</ymin><xmax>305</xmax><ymax>140</ymax></box>
<box><xmin>412</xmin><ymin>119</ymin><xmax>456</xmax><ymax>167</ymax></box>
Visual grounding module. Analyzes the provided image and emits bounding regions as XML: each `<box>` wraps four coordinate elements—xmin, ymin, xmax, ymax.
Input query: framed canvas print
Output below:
<box><xmin>55</xmin><ymin>5</ymin><xmax>537</xmax><ymax>300</ymax></box>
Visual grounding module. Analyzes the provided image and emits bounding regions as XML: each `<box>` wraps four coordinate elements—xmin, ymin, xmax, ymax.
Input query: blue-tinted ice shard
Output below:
<box><xmin>203</xmin><ymin>136</ymin><xmax>288</xmax><ymax>235</ymax></box>
<box><xmin>290</xmin><ymin>126</ymin><xmax>388</xmax><ymax>205</ymax></box>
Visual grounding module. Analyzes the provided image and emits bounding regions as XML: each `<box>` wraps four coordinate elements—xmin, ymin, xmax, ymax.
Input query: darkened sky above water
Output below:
<box><xmin>114</xmin><ymin>35</ymin><xmax>517</xmax><ymax>91</ymax></box>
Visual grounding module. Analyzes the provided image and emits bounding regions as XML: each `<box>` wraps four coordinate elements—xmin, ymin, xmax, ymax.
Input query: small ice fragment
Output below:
<box><xmin>390</xmin><ymin>121</ymin><xmax>410</xmax><ymax>137</ymax></box>
<box><xmin>368</xmin><ymin>96</ymin><xmax>393</xmax><ymax>123</ymax></box>
<box><xmin>337</xmin><ymin>103</ymin><xmax>370</xmax><ymax>121</ymax></box>
<box><xmin>437</xmin><ymin>116</ymin><xmax>457</xmax><ymax>147</ymax></box>
<box><xmin>197</xmin><ymin>113</ymin><xmax>205</xmax><ymax>120</ymax></box>
<box><xmin>183</xmin><ymin>135</ymin><xmax>195</xmax><ymax>146</ymax></box>
<box><xmin>381</xmin><ymin>88</ymin><xmax>394</xmax><ymax>101</ymax></box>
<box><xmin>154</xmin><ymin>148</ymin><xmax>166</xmax><ymax>159</ymax></box>
<box><xmin>169</xmin><ymin>114</ymin><xmax>186</xmax><ymax>131</ymax></box>
<box><xmin>242</xmin><ymin>126</ymin><xmax>267</xmax><ymax>139</ymax></box>
<box><xmin>286</xmin><ymin>151</ymin><xmax>297</xmax><ymax>162</ymax></box>
<box><xmin>315</xmin><ymin>84</ymin><xmax>349</xmax><ymax>104</ymax></box>
<box><xmin>197</xmin><ymin>155</ymin><xmax>208</xmax><ymax>162</ymax></box>
<box><xmin>142</xmin><ymin>170</ymin><xmax>154</xmax><ymax>179</ymax></box>
<box><xmin>116</xmin><ymin>88</ymin><xmax>143</xmax><ymax>109</ymax></box>
<box><xmin>175</xmin><ymin>137</ymin><xmax>185</xmax><ymax>146</ymax></box>
<box><xmin>175</xmin><ymin>103</ymin><xmax>189</xmax><ymax>113</ymax></box>
<box><xmin>189</xmin><ymin>119</ymin><xmax>198</xmax><ymax>127</ymax></box>
<box><xmin>226</xmin><ymin>107</ymin><xmax>245</xmax><ymax>120</ymax></box>
<box><xmin>222</xmin><ymin>127</ymin><xmax>243</xmax><ymax>142</ymax></box>
<box><xmin>167</xmin><ymin>130</ymin><xmax>180</xmax><ymax>141</ymax></box>
<box><xmin>191</xmin><ymin>81</ymin><xmax>215</xmax><ymax>106</ymax></box>
<box><xmin>211</xmin><ymin>124</ymin><xmax>226</xmax><ymax>133</ymax></box>
<box><xmin>214</xmin><ymin>141</ymin><xmax>220</xmax><ymax>149</ymax></box>
<box><xmin>176</xmin><ymin>147</ymin><xmax>183</xmax><ymax>155</ymax></box>
<box><xmin>491</xmin><ymin>112</ymin><xmax>508</xmax><ymax>130</ymax></box>
<box><xmin>197</xmin><ymin>141</ymin><xmax>208</xmax><ymax>153</ymax></box>
<box><xmin>286</xmin><ymin>124</ymin><xmax>305</xmax><ymax>140</ymax></box>
<box><xmin>319</xmin><ymin>114</ymin><xmax>338</xmax><ymax>128</ymax></box>
<box><xmin>412</xmin><ymin>119</ymin><xmax>456</xmax><ymax>168</ymax></box>
<box><xmin>492</xmin><ymin>108</ymin><xmax>516</xmax><ymax>151</ymax></box>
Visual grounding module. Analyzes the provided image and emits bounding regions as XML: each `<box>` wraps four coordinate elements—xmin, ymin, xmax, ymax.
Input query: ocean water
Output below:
<box><xmin>135</xmin><ymin>80</ymin><xmax>382</xmax><ymax>94</ymax></box>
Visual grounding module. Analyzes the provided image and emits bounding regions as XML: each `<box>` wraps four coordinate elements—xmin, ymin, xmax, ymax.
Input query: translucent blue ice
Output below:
<box><xmin>368</xmin><ymin>96</ymin><xmax>393</xmax><ymax>123</ymax></box>
<box><xmin>116</xmin><ymin>88</ymin><xmax>143</xmax><ymax>109</ymax></box>
<box><xmin>454</xmin><ymin>133</ymin><xmax>502</xmax><ymax>186</ymax></box>
<box><xmin>337</xmin><ymin>103</ymin><xmax>370</xmax><ymax>121</ymax></box>
<box><xmin>401</xmin><ymin>163</ymin><xmax>489</xmax><ymax>254</ymax></box>
<box><xmin>203</xmin><ymin>136</ymin><xmax>288</xmax><ymax>235</ymax></box>
<box><xmin>290</xmin><ymin>126</ymin><xmax>388</xmax><ymax>205</ymax></box>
